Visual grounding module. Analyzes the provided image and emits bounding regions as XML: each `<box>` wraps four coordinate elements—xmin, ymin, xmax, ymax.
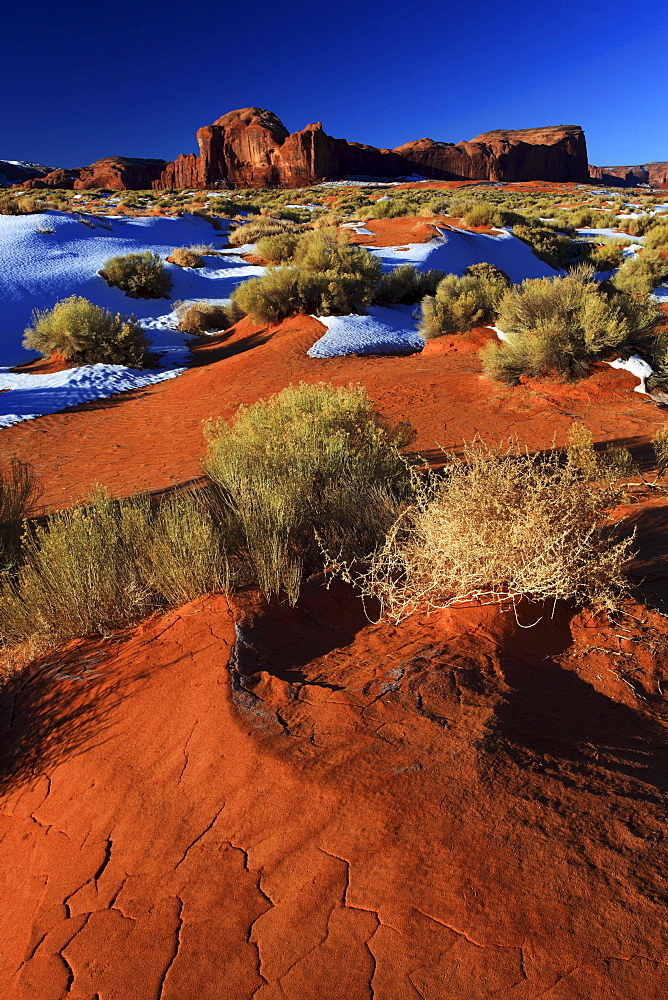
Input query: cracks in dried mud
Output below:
<box><xmin>156</xmin><ymin>895</ymin><xmax>184</xmax><ymax>1000</ymax></box>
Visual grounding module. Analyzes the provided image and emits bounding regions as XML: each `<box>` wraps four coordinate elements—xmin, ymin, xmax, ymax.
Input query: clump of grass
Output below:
<box><xmin>566</xmin><ymin>421</ymin><xmax>636</xmax><ymax>482</ymax></box>
<box><xmin>170</xmin><ymin>247</ymin><xmax>205</xmax><ymax>268</ymax></box>
<box><xmin>373</xmin><ymin>264</ymin><xmax>446</xmax><ymax>306</ymax></box>
<box><xmin>514</xmin><ymin>224</ymin><xmax>585</xmax><ymax>271</ymax></box>
<box><xmin>482</xmin><ymin>267</ymin><xmax>661</xmax><ymax>383</ymax></box>
<box><xmin>652</xmin><ymin>425</ymin><xmax>668</xmax><ymax>474</ymax></box>
<box><xmin>203</xmin><ymin>382</ymin><xmax>414</xmax><ymax>605</ymax></box>
<box><xmin>419</xmin><ymin>265</ymin><xmax>510</xmax><ymax>339</ymax></box>
<box><xmin>23</xmin><ymin>296</ymin><xmax>150</xmax><ymax>367</ymax></box>
<box><xmin>644</xmin><ymin>226</ymin><xmax>668</xmax><ymax>253</ymax></box>
<box><xmin>0</xmin><ymin>489</ymin><xmax>229</xmax><ymax>649</ymax></box>
<box><xmin>227</xmin><ymin>217</ymin><xmax>295</xmax><ymax>247</ymax></box>
<box><xmin>0</xmin><ymin>460</ymin><xmax>40</xmax><ymax>574</ymax></box>
<box><xmin>347</xmin><ymin>441</ymin><xmax>634</xmax><ymax>622</ymax></box>
<box><xmin>174</xmin><ymin>300</ymin><xmax>234</xmax><ymax>334</ymax></box>
<box><xmin>99</xmin><ymin>251</ymin><xmax>173</xmax><ymax>298</ymax></box>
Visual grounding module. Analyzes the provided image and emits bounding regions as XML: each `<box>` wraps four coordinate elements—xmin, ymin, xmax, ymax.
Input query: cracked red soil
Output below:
<box><xmin>2</xmin><ymin>584</ymin><xmax>668</xmax><ymax>998</ymax></box>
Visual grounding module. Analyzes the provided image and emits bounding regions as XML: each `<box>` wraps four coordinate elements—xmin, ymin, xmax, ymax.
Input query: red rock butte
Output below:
<box><xmin>155</xmin><ymin>108</ymin><xmax>591</xmax><ymax>188</ymax></box>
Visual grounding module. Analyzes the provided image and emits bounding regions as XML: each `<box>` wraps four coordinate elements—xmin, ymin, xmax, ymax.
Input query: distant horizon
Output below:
<box><xmin>3</xmin><ymin>0</ymin><xmax>667</xmax><ymax>170</ymax></box>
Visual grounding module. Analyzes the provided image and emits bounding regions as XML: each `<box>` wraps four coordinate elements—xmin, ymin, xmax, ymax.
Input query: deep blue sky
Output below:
<box><xmin>3</xmin><ymin>0</ymin><xmax>667</xmax><ymax>169</ymax></box>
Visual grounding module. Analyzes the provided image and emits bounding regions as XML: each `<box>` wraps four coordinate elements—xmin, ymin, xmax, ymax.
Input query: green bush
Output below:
<box><xmin>203</xmin><ymin>382</ymin><xmax>413</xmax><ymax>604</ymax></box>
<box><xmin>419</xmin><ymin>265</ymin><xmax>510</xmax><ymax>339</ymax></box>
<box><xmin>373</xmin><ymin>264</ymin><xmax>446</xmax><ymax>306</ymax></box>
<box><xmin>255</xmin><ymin>231</ymin><xmax>302</xmax><ymax>263</ymax></box>
<box><xmin>99</xmin><ymin>251</ymin><xmax>172</xmax><ymax>298</ymax></box>
<box><xmin>0</xmin><ymin>489</ymin><xmax>228</xmax><ymax>649</ymax></box>
<box><xmin>481</xmin><ymin>268</ymin><xmax>661</xmax><ymax>383</ymax></box>
<box><xmin>611</xmin><ymin>252</ymin><xmax>668</xmax><ymax>297</ymax></box>
<box><xmin>232</xmin><ymin>232</ymin><xmax>381</xmax><ymax>322</ymax></box>
<box><xmin>23</xmin><ymin>296</ymin><xmax>150</xmax><ymax>367</ymax></box>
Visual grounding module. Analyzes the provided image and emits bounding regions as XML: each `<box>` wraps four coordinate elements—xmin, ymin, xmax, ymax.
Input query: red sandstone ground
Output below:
<box><xmin>2</xmin><ymin>215</ymin><xmax>668</xmax><ymax>999</ymax></box>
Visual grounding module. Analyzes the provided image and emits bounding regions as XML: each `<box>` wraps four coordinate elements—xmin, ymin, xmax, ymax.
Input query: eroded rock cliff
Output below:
<box><xmin>155</xmin><ymin>108</ymin><xmax>590</xmax><ymax>189</ymax></box>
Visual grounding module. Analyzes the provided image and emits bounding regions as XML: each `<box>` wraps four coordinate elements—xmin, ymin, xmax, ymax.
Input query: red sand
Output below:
<box><xmin>1</xmin><ymin>315</ymin><xmax>664</xmax><ymax>513</ymax></box>
<box><xmin>2</xmin><ymin>584</ymin><xmax>668</xmax><ymax>998</ymax></box>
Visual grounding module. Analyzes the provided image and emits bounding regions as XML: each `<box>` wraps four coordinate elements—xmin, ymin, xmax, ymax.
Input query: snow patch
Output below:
<box><xmin>308</xmin><ymin>306</ymin><xmax>424</xmax><ymax>358</ymax></box>
<box><xmin>0</xmin><ymin>364</ymin><xmax>184</xmax><ymax>428</ymax></box>
<box><xmin>605</xmin><ymin>355</ymin><xmax>653</xmax><ymax>394</ymax></box>
<box><xmin>370</xmin><ymin>228</ymin><xmax>560</xmax><ymax>284</ymax></box>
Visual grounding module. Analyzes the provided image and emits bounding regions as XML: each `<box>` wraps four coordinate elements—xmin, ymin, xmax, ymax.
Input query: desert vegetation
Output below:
<box><xmin>174</xmin><ymin>300</ymin><xmax>234</xmax><ymax>334</ymax></box>
<box><xmin>419</xmin><ymin>264</ymin><xmax>510</xmax><ymax>339</ymax></box>
<box><xmin>99</xmin><ymin>250</ymin><xmax>173</xmax><ymax>298</ymax></box>
<box><xmin>231</xmin><ymin>230</ymin><xmax>381</xmax><ymax>321</ymax></box>
<box><xmin>0</xmin><ymin>489</ymin><xmax>228</xmax><ymax>649</ymax></box>
<box><xmin>481</xmin><ymin>267</ymin><xmax>662</xmax><ymax>383</ymax></box>
<box><xmin>169</xmin><ymin>246</ymin><xmax>205</xmax><ymax>268</ymax></box>
<box><xmin>344</xmin><ymin>440</ymin><xmax>634</xmax><ymax>622</ymax></box>
<box><xmin>203</xmin><ymin>382</ymin><xmax>413</xmax><ymax>604</ymax></box>
<box><xmin>23</xmin><ymin>296</ymin><xmax>150</xmax><ymax>367</ymax></box>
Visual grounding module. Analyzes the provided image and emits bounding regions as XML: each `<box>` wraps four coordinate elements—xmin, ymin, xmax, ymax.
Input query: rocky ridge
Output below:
<box><xmin>589</xmin><ymin>162</ymin><xmax>668</xmax><ymax>187</ymax></box>
<box><xmin>19</xmin><ymin>157</ymin><xmax>168</xmax><ymax>191</ymax></box>
<box><xmin>155</xmin><ymin>108</ymin><xmax>591</xmax><ymax>188</ymax></box>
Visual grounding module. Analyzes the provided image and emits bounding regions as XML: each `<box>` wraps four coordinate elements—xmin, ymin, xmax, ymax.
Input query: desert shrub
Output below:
<box><xmin>174</xmin><ymin>300</ymin><xmax>233</xmax><ymax>334</ymax></box>
<box><xmin>170</xmin><ymin>247</ymin><xmax>204</xmax><ymax>268</ymax></box>
<box><xmin>447</xmin><ymin>198</ymin><xmax>476</xmax><ymax>219</ymax></box>
<box><xmin>255</xmin><ymin>231</ymin><xmax>301</xmax><ymax>263</ymax></box>
<box><xmin>589</xmin><ymin>243</ymin><xmax>625</xmax><ymax>272</ymax></box>
<box><xmin>514</xmin><ymin>224</ymin><xmax>585</xmax><ymax>271</ymax></box>
<box><xmin>373</xmin><ymin>265</ymin><xmax>446</xmax><ymax>306</ymax></box>
<box><xmin>0</xmin><ymin>489</ymin><xmax>228</xmax><ymax>649</ymax></box>
<box><xmin>227</xmin><ymin>217</ymin><xmax>294</xmax><ymax>247</ymax></box>
<box><xmin>348</xmin><ymin>441</ymin><xmax>633</xmax><ymax>621</ymax></box>
<box><xmin>100</xmin><ymin>251</ymin><xmax>172</xmax><ymax>298</ymax></box>
<box><xmin>462</xmin><ymin>202</ymin><xmax>503</xmax><ymax>228</ymax></box>
<box><xmin>0</xmin><ymin>460</ymin><xmax>40</xmax><ymax>575</ymax></box>
<box><xmin>232</xmin><ymin>232</ymin><xmax>381</xmax><ymax>322</ymax></box>
<box><xmin>419</xmin><ymin>266</ymin><xmax>509</xmax><ymax>339</ymax></box>
<box><xmin>644</xmin><ymin>225</ymin><xmax>668</xmax><ymax>252</ymax></box>
<box><xmin>481</xmin><ymin>268</ymin><xmax>661</xmax><ymax>383</ymax></box>
<box><xmin>23</xmin><ymin>296</ymin><xmax>150</xmax><ymax>367</ymax></box>
<box><xmin>611</xmin><ymin>252</ymin><xmax>668</xmax><ymax>297</ymax></box>
<box><xmin>206</xmin><ymin>196</ymin><xmax>240</xmax><ymax>217</ymax></box>
<box><xmin>566</xmin><ymin>421</ymin><xmax>636</xmax><ymax>482</ymax></box>
<box><xmin>189</xmin><ymin>209</ymin><xmax>223</xmax><ymax>230</ymax></box>
<box><xmin>652</xmin><ymin>425</ymin><xmax>668</xmax><ymax>473</ymax></box>
<box><xmin>203</xmin><ymin>382</ymin><xmax>413</xmax><ymax>604</ymax></box>
<box><xmin>618</xmin><ymin>215</ymin><xmax>657</xmax><ymax>237</ymax></box>
<box><xmin>0</xmin><ymin>194</ymin><xmax>21</xmax><ymax>215</ymax></box>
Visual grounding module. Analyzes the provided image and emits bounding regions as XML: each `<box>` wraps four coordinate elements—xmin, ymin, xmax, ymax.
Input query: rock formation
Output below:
<box><xmin>155</xmin><ymin>108</ymin><xmax>590</xmax><ymax>189</ymax></box>
<box><xmin>73</xmin><ymin>156</ymin><xmax>168</xmax><ymax>190</ymax></box>
<box><xmin>589</xmin><ymin>162</ymin><xmax>668</xmax><ymax>187</ymax></box>
<box><xmin>0</xmin><ymin>160</ymin><xmax>53</xmax><ymax>187</ymax></box>
<box><xmin>21</xmin><ymin>168</ymin><xmax>81</xmax><ymax>190</ymax></box>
